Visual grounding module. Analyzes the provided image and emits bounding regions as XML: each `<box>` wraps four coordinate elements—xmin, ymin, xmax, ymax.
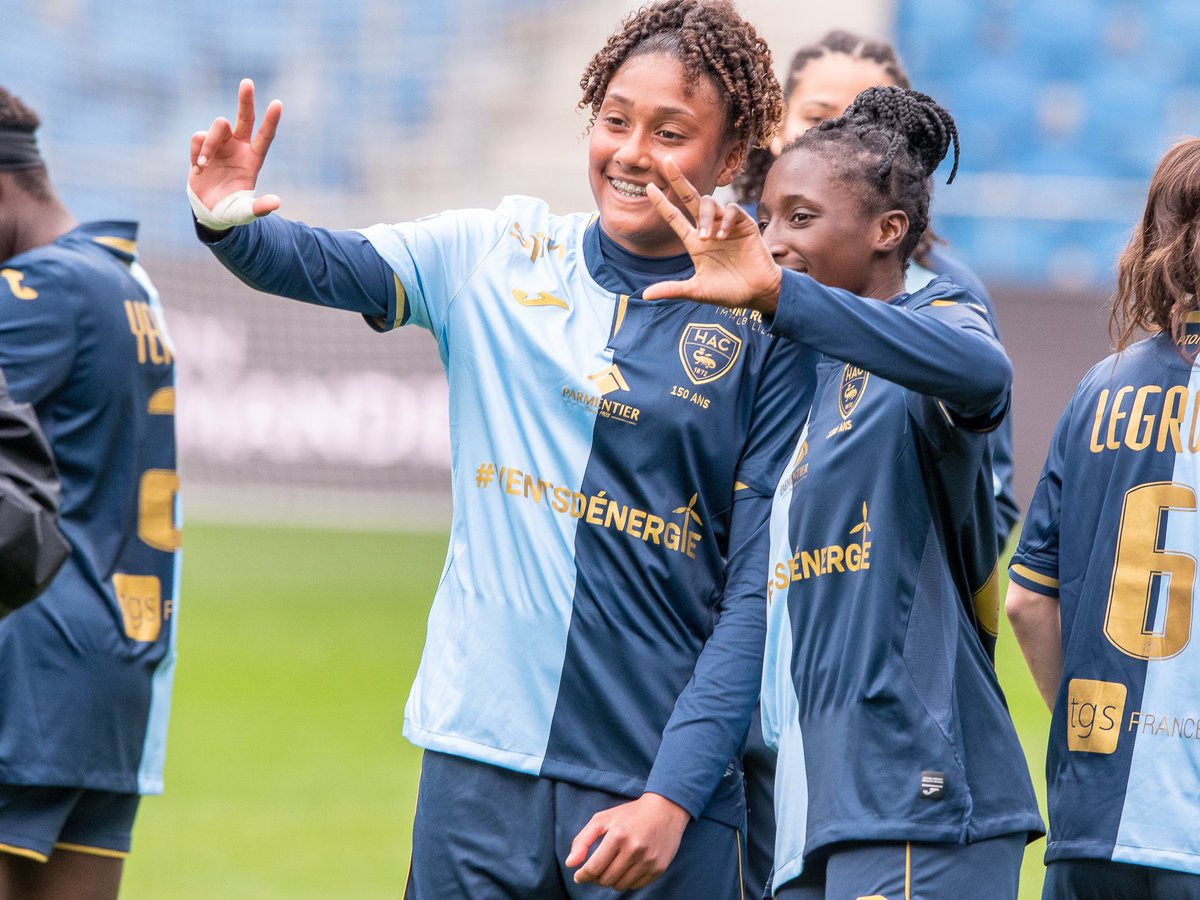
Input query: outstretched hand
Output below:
<box><xmin>642</xmin><ymin>157</ymin><xmax>782</xmax><ymax>315</ymax></box>
<box><xmin>187</xmin><ymin>78</ymin><xmax>282</xmax><ymax>225</ymax></box>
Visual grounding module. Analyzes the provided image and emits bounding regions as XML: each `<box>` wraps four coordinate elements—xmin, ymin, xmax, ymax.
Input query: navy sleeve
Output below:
<box><xmin>770</xmin><ymin>271</ymin><xmax>1012</xmax><ymax>422</ymax></box>
<box><xmin>202</xmin><ymin>216</ymin><xmax>397</xmax><ymax>325</ymax></box>
<box><xmin>0</xmin><ymin>258</ymin><xmax>77</xmax><ymax>405</ymax></box>
<box><xmin>644</xmin><ymin>488</ymin><xmax>770</xmax><ymax>816</ymax></box>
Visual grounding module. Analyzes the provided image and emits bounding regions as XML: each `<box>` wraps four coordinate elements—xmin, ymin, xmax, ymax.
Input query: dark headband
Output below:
<box><xmin>0</xmin><ymin>127</ymin><xmax>44</xmax><ymax>171</ymax></box>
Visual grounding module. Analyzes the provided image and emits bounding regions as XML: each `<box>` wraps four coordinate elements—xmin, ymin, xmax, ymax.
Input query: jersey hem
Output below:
<box><xmin>0</xmin><ymin>767</ymin><xmax>142</xmax><ymax>795</ymax></box>
<box><xmin>1046</xmin><ymin>840</ymin><xmax>1200</xmax><ymax>877</ymax></box>
<box><xmin>404</xmin><ymin>722</ymin><xmax>744</xmax><ymax>828</ymax></box>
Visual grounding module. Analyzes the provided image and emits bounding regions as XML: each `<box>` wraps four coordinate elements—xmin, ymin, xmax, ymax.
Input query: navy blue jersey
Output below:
<box><xmin>203</xmin><ymin>196</ymin><xmax>817</xmax><ymax>825</ymax></box>
<box><xmin>760</xmin><ymin>272</ymin><xmax>1042</xmax><ymax>892</ymax></box>
<box><xmin>0</xmin><ymin>222</ymin><xmax>180</xmax><ymax>794</ymax></box>
<box><xmin>907</xmin><ymin>246</ymin><xmax>1019</xmax><ymax>549</ymax></box>
<box><xmin>1011</xmin><ymin>315</ymin><xmax>1200</xmax><ymax>874</ymax></box>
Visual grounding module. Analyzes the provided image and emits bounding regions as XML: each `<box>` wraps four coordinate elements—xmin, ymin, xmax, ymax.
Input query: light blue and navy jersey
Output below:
<box><xmin>907</xmin><ymin>246</ymin><xmax>1019</xmax><ymax>549</ymax></box>
<box><xmin>204</xmin><ymin>195</ymin><xmax>816</xmax><ymax>825</ymax></box>
<box><xmin>0</xmin><ymin>222</ymin><xmax>180</xmax><ymax>795</ymax></box>
<box><xmin>1010</xmin><ymin>316</ymin><xmax>1200</xmax><ymax>875</ymax></box>
<box><xmin>760</xmin><ymin>272</ymin><xmax>1042</xmax><ymax>892</ymax></box>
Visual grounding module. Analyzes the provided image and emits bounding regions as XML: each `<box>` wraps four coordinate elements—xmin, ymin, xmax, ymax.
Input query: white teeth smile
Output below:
<box><xmin>609</xmin><ymin>178</ymin><xmax>648</xmax><ymax>198</ymax></box>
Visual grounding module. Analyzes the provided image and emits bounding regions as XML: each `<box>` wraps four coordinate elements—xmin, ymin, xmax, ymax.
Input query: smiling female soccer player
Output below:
<box><xmin>186</xmin><ymin>1</ymin><xmax>817</xmax><ymax>896</ymax></box>
<box><xmin>643</xmin><ymin>86</ymin><xmax>1043</xmax><ymax>899</ymax></box>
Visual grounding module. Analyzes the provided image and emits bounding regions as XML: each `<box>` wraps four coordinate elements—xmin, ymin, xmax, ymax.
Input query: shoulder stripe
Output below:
<box><xmin>1010</xmin><ymin>563</ymin><xmax>1059</xmax><ymax>589</ymax></box>
<box><xmin>394</xmin><ymin>273</ymin><xmax>407</xmax><ymax>328</ymax></box>
<box><xmin>93</xmin><ymin>236</ymin><xmax>138</xmax><ymax>256</ymax></box>
<box><xmin>612</xmin><ymin>294</ymin><xmax>629</xmax><ymax>340</ymax></box>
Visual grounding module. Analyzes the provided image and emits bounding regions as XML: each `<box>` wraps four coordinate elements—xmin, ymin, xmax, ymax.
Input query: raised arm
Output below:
<box><xmin>188</xmin><ymin>78</ymin><xmax>283</xmax><ymax>229</ymax></box>
<box><xmin>643</xmin><ymin>158</ymin><xmax>1010</xmax><ymax>421</ymax></box>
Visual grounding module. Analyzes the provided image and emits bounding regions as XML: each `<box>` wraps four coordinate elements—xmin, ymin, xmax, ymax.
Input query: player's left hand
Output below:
<box><xmin>642</xmin><ymin>156</ymin><xmax>783</xmax><ymax>315</ymax></box>
<box><xmin>565</xmin><ymin>792</ymin><xmax>690</xmax><ymax>891</ymax></box>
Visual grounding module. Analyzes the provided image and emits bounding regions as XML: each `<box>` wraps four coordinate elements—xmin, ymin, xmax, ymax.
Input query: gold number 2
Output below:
<box><xmin>139</xmin><ymin>469</ymin><xmax>181</xmax><ymax>552</ymax></box>
<box><xmin>1105</xmin><ymin>481</ymin><xmax>1196</xmax><ymax>659</ymax></box>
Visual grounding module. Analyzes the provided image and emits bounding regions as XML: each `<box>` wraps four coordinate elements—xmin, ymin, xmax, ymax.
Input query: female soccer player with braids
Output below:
<box><xmin>1007</xmin><ymin>139</ymin><xmax>1200</xmax><ymax>899</ymax></box>
<box><xmin>643</xmin><ymin>86</ymin><xmax>1043</xmax><ymax>898</ymax></box>
<box><xmin>731</xmin><ymin>34</ymin><xmax>1023</xmax><ymax>898</ymax></box>
<box><xmin>187</xmin><ymin>1</ymin><xmax>818</xmax><ymax>895</ymax></box>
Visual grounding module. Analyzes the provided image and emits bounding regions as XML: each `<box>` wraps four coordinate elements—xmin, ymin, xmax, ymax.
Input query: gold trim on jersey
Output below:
<box><xmin>972</xmin><ymin>562</ymin><xmax>1000</xmax><ymax>636</ymax></box>
<box><xmin>92</xmin><ymin>236</ymin><xmax>137</xmax><ymax>256</ymax></box>
<box><xmin>0</xmin><ymin>843</ymin><xmax>48</xmax><ymax>862</ymax></box>
<box><xmin>612</xmin><ymin>294</ymin><xmax>630</xmax><ymax>339</ymax></box>
<box><xmin>54</xmin><ymin>841</ymin><xmax>130</xmax><ymax>860</ymax></box>
<box><xmin>512</xmin><ymin>289</ymin><xmax>568</xmax><ymax>310</ymax></box>
<box><xmin>394</xmin><ymin>273</ymin><xmax>407</xmax><ymax>327</ymax></box>
<box><xmin>1011</xmin><ymin>563</ymin><xmax>1059</xmax><ymax>590</ymax></box>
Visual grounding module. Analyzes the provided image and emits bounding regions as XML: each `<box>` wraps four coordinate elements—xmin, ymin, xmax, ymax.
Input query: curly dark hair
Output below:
<box><xmin>578</xmin><ymin>0</ymin><xmax>781</xmax><ymax>153</ymax></box>
<box><xmin>783</xmin><ymin>86</ymin><xmax>959</xmax><ymax>265</ymax></box>
<box><xmin>0</xmin><ymin>86</ymin><xmax>50</xmax><ymax>201</ymax></box>
<box><xmin>1111</xmin><ymin>138</ymin><xmax>1200</xmax><ymax>354</ymax></box>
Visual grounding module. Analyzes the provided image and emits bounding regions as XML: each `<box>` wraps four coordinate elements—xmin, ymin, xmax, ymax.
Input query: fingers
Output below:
<box><xmin>564</xmin><ymin>817</ymin><xmax>605</xmax><ymax>869</ymax></box>
<box><xmin>642</xmin><ymin>278</ymin><xmax>698</xmax><ymax>302</ymax></box>
<box><xmin>189</xmin><ymin>131</ymin><xmax>206</xmax><ymax>173</ymax></box>
<box><xmin>646</xmin><ymin>183</ymin><xmax>693</xmax><ymax>243</ymax></box>
<box><xmin>573</xmin><ymin>832</ymin><xmax>624</xmax><ymax>885</ymax></box>
<box><xmin>252</xmin><ymin>98</ymin><xmax>283</xmax><ymax>158</ymax></box>
<box><xmin>696</xmin><ymin>195</ymin><xmax>721</xmax><ymax>239</ymax></box>
<box><xmin>661</xmin><ymin>155</ymin><xmax>701</xmax><ymax>220</ymax></box>
<box><xmin>233</xmin><ymin>78</ymin><xmax>256</xmax><ymax>141</ymax></box>
<box><xmin>195</xmin><ymin>116</ymin><xmax>233</xmax><ymax>170</ymax></box>
<box><xmin>717</xmin><ymin>201</ymin><xmax>752</xmax><ymax>239</ymax></box>
<box><xmin>251</xmin><ymin>194</ymin><xmax>281</xmax><ymax>217</ymax></box>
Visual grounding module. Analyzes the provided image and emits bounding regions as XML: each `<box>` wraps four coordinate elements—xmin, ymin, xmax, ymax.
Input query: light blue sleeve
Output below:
<box><xmin>359</xmin><ymin>205</ymin><xmax>512</xmax><ymax>337</ymax></box>
<box><xmin>201</xmin><ymin>202</ymin><xmax>511</xmax><ymax>336</ymax></box>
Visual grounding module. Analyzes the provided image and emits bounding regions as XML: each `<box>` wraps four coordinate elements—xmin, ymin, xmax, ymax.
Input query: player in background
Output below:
<box><xmin>0</xmin><ymin>365</ymin><xmax>69</xmax><ymax>616</ymax></box>
<box><xmin>187</xmin><ymin>1</ymin><xmax>817</xmax><ymax>895</ymax></box>
<box><xmin>1006</xmin><ymin>138</ymin><xmax>1200</xmax><ymax>899</ymax></box>
<box><xmin>642</xmin><ymin>86</ymin><xmax>1043</xmax><ymax>898</ymax></box>
<box><xmin>0</xmin><ymin>86</ymin><xmax>181</xmax><ymax>900</ymax></box>
<box><xmin>732</xmin><ymin>33</ymin><xmax>1021</xmax><ymax>896</ymax></box>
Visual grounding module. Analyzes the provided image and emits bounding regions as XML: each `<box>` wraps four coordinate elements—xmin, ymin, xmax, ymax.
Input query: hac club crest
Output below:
<box><xmin>839</xmin><ymin>364</ymin><xmax>870</xmax><ymax>419</ymax></box>
<box><xmin>678</xmin><ymin>323</ymin><xmax>743</xmax><ymax>386</ymax></box>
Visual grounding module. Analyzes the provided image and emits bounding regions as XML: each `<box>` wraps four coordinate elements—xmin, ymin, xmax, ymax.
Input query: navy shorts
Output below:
<box><xmin>0</xmin><ymin>784</ymin><xmax>139</xmax><ymax>863</ymax></box>
<box><xmin>775</xmin><ymin>832</ymin><xmax>1026</xmax><ymax>899</ymax></box>
<box><xmin>742</xmin><ymin>705</ymin><xmax>776</xmax><ymax>900</ymax></box>
<box><xmin>405</xmin><ymin>750</ymin><xmax>747</xmax><ymax>899</ymax></box>
<box><xmin>1043</xmin><ymin>858</ymin><xmax>1200</xmax><ymax>900</ymax></box>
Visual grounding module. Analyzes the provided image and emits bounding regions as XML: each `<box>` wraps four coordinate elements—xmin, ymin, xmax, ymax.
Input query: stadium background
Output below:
<box><xmin>1</xmin><ymin>0</ymin><xmax>1193</xmax><ymax>895</ymax></box>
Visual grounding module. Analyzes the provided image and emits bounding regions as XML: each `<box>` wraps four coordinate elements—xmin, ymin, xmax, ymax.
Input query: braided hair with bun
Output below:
<box><xmin>783</xmin><ymin>85</ymin><xmax>959</xmax><ymax>265</ymax></box>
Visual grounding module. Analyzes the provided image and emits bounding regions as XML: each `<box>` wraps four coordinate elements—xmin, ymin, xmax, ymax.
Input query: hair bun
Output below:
<box><xmin>843</xmin><ymin>85</ymin><xmax>959</xmax><ymax>184</ymax></box>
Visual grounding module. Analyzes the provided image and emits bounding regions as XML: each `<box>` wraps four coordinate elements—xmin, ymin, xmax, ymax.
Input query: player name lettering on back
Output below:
<box><xmin>1090</xmin><ymin>383</ymin><xmax>1200</xmax><ymax>454</ymax></box>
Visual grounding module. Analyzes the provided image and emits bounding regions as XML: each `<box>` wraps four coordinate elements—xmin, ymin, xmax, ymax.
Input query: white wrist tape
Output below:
<box><xmin>187</xmin><ymin>184</ymin><xmax>261</xmax><ymax>231</ymax></box>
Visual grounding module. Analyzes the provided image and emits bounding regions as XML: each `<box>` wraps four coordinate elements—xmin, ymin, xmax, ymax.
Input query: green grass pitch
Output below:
<box><xmin>120</xmin><ymin>523</ymin><xmax>1050</xmax><ymax>899</ymax></box>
